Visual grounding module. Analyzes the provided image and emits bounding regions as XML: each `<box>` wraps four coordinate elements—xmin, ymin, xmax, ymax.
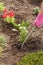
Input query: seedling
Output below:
<box><xmin>33</xmin><ymin>7</ymin><xmax>40</xmax><ymax>15</ymax></box>
<box><xmin>0</xmin><ymin>34</ymin><xmax>7</xmax><ymax>57</ymax></box>
<box><xmin>18</xmin><ymin>20</ymin><xmax>30</xmax><ymax>42</ymax></box>
<box><xmin>0</xmin><ymin>34</ymin><xmax>7</xmax><ymax>48</ymax></box>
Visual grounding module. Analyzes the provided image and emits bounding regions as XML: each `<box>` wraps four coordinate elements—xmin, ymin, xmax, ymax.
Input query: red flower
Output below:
<box><xmin>2</xmin><ymin>12</ymin><xmax>8</xmax><ymax>18</ymax></box>
<box><xmin>3</xmin><ymin>8</ymin><xmax>7</xmax><ymax>12</ymax></box>
<box><xmin>2</xmin><ymin>10</ymin><xmax>15</xmax><ymax>18</ymax></box>
<box><xmin>9</xmin><ymin>11</ymin><xmax>14</xmax><ymax>17</ymax></box>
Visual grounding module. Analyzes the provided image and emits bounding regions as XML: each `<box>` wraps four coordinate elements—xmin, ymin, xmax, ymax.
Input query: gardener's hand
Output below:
<box><xmin>33</xmin><ymin>14</ymin><xmax>43</xmax><ymax>28</ymax></box>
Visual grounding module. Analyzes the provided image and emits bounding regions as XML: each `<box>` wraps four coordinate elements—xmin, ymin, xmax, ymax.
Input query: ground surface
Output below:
<box><xmin>0</xmin><ymin>0</ymin><xmax>43</xmax><ymax>65</ymax></box>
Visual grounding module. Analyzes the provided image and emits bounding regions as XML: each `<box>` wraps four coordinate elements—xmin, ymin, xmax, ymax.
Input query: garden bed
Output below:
<box><xmin>0</xmin><ymin>0</ymin><xmax>43</xmax><ymax>65</ymax></box>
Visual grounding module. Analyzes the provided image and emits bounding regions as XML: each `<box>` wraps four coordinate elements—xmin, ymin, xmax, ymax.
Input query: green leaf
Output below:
<box><xmin>33</xmin><ymin>7</ymin><xmax>39</xmax><ymax>15</ymax></box>
<box><xmin>11</xmin><ymin>17</ymin><xmax>15</xmax><ymax>23</ymax></box>
<box><xmin>18</xmin><ymin>20</ymin><xmax>30</xmax><ymax>42</ymax></box>
<box><xmin>20</xmin><ymin>20</ymin><xmax>30</xmax><ymax>28</ymax></box>
<box><xmin>0</xmin><ymin>6</ymin><xmax>5</xmax><ymax>11</ymax></box>
<box><xmin>4</xmin><ymin>16</ymin><xmax>10</xmax><ymax>23</ymax></box>
<box><xmin>0</xmin><ymin>35</ymin><xmax>6</xmax><ymax>48</ymax></box>
<box><xmin>0</xmin><ymin>2</ymin><xmax>5</xmax><ymax>11</ymax></box>
<box><xmin>19</xmin><ymin>29</ymin><xmax>28</xmax><ymax>42</ymax></box>
<box><xmin>10</xmin><ymin>17</ymin><xmax>19</xmax><ymax>29</ymax></box>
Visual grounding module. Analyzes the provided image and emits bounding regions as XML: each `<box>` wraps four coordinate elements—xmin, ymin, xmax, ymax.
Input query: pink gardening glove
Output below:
<box><xmin>33</xmin><ymin>14</ymin><xmax>43</xmax><ymax>28</ymax></box>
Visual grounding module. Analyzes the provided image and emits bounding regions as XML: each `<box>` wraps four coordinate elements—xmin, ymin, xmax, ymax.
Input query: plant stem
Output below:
<box><xmin>11</xmin><ymin>21</ymin><xmax>20</xmax><ymax>31</ymax></box>
<box><xmin>21</xmin><ymin>26</ymin><xmax>36</xmax><ymax>48</ymax></box>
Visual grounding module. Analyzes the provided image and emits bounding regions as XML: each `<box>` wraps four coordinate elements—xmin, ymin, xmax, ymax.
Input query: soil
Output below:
<box><xmin>0</xmin><ymin>0</ymin><xmax>43</xmax><ymax>65</ymax></box>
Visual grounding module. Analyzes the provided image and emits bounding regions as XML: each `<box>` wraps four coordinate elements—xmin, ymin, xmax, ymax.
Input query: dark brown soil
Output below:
<box><xmin>0</xmin><ymin>0</ymin><xmax>43</xmax><ymax>65</ymax></box>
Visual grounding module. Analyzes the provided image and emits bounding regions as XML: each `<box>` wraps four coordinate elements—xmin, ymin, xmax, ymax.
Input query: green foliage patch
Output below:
<box><xmin>0</xmin><ymin>35</ymin><xmax>6</xmax><ymax>48</ymax></box>
<box><xmin>18</xmin><ymin>51</ymin><xmax>43</xmax><ymax>65</ymax></box>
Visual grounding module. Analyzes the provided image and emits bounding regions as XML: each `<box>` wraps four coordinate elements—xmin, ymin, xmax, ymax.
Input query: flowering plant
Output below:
<box><xmin>0</xmin><ymin>2</ymin><xmax>30</xmax><ymax>47</ymax></box>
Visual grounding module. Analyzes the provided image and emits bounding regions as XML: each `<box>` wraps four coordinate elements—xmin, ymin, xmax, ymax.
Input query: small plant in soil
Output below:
<box><xmin>0</xmin><ymin>2</ymin><xmax>30</xmax><ymax>46</ymax></box>
<box><xmin>17</xmin><ymin>51</ymin><xmax>43</xmax><ymax>65</ymax></box>
<box><xmin>0</xmin><ymin>34</ymin><xmax>7</xmax><ymax>57</ymax></box>
<box><xmin>33</xmin><ymin>7</ymin><xmax>40</xmax><ymax>15</ymax></box>
<box><xmin>18</xmin><ymin>20</ymin><xmax>30</xmax><ymax>42</ymax></box>
<box><xmin>0</xmin><ymin>2</ymin><xmax>38</xmax><ymax>48</ymax></box>
<box><xmin>0</xmin><ymin>34</ymin><xmax>7</xmax><ymax>48</ymax></box>
<box><xmin>2</xmin><ymin>10</ymin><xmax>29</xmax><ymax>43</ymax></box>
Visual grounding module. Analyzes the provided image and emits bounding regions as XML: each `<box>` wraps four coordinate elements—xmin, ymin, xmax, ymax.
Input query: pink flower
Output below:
<box><xmin>33</xmin><ymin>14</ymin><xmax>43</xmax><ymax>28</ymax></box>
